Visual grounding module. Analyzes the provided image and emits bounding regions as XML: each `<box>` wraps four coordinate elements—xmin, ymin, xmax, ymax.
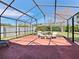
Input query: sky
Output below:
<box><xmin>1</xmin><ymin>0</ymin><xmax>79</xmax><ymax>25</ymax></box>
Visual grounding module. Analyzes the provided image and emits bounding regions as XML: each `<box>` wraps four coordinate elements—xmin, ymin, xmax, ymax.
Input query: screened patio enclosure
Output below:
<box><xmin>0</xmin><ymin>0</ymin><xmax>79</xmax><ymax>43</ymax></box>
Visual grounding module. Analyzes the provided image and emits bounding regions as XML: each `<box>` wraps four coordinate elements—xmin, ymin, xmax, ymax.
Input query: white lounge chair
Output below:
<box><xmin>37</xmin><ymin>31</ymin><xmax>45</xmax><ymax>39</ymax></box>
<box><xmin>46</xmin><ymin>35</ymin><xmax>52</xmax><ymax>39</ymax></box>
<box><xmin>51</xmin><ymin>32</ymin><xmax>57</xmax><ymax>38</ymax></box>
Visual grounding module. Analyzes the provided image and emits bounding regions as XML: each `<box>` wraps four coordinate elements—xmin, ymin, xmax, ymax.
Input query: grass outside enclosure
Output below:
<box><xmin>74</xmin><ymin>32</ymin><xmax>79</xmax><ymax>42</ymax></box>
<box><xmin>58</xmin><ymin>32</ymin><xmax>79</xmax><ymax>42</ymax></box>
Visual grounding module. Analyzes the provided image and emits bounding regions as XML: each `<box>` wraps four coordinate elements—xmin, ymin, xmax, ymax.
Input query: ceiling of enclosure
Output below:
<box><xmin>0</xmin><ymin>0</ymin><xmax>79</xmax><ymax>25</ymax></box>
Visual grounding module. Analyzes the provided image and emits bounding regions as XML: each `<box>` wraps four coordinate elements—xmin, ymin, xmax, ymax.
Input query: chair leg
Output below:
<box><xmin>38</xmin><ymin>35</ymin><xmax>40</xmax><ymax>38</ymax></box>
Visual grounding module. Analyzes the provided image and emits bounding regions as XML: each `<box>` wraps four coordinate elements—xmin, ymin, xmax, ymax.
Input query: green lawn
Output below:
<box><xmin>58</xmin><ymin>32</ymin><xmax>79</xmax><ymax>42</ymax></box>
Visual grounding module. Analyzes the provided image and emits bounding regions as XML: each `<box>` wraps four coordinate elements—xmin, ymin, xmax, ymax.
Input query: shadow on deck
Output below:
<box><xmin>0</xmin><ymin>35</ymin><xmax>79</xmax><ymax>59</ymax></box>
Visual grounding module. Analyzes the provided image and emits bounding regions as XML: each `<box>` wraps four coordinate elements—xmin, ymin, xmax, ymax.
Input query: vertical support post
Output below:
<box><xmin>35</xmin><ymin>19</ymin><xmax>38</xmax><ymax>34</ymax></box>
<box><xmin>32</xmin><ymin>24</ymin><xmax>33</xmax><ymax>34</ymax></box>
<box><xmin>27</xmin><ymin>26</ymin><xmax>28</xmax><ymax>35</ymax></box>
<box><xmin>3</xmin><ymin>26</ymin><xmax>6</xmax><ymax>38</ymax></box>
<box><xmin>0</xmin><ymin>16</ymin><xmax>1</xmax><ymax>40</ymax></box>
<box><xmin>30</xmin><ymin>23</ymin><xmax>31</xmax><ymax>34</ymax></box>
<box><xmin>77</xmin><ymin>24</ymin><xmax>78</xmax><ymax>31</ymax></box>
<box><xmin>26</xmin><ymin>23</ymin><xmax>28</xmax><ymax>35</ymax></box>
<box><xmin>72</xmin><ymin>16</ymin><xmax>74</xmax><ymax>43</ymax></box>
<box><xmin>30</xmin><ymin>24</ymin><xmax>32</xmax><ymax>34</ymax></box>
<box><xmin>54</xmin><ymin>0</ymin><xmax>57</xmax><ymax>24</ymax></box>
<box><xmin>18</xmin><ymin>22</ymin><xmax>20</xmax><ymax>36</ymax></box>
<box><xmin>24</xmin><ymin>22</ymin><xmax>26</xmax><ymax>36</ymax></box>
<box><xmin>30</xmin><ymin>19</ymin><xmax>32</xmax><ymax>35</ymax></box>
<box><xmin>67</xmin><ymin>20</ymin><xmax>69</xmax><ymax>38</ymax></box>
<box><xmin>16</xmin><ymin>20</ymin><xmax>17</xmax><ymax>38</ymax></box>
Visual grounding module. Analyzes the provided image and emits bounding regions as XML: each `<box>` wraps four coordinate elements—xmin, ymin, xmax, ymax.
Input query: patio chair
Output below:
<box><xmin>37</xmin><ymin>31</ymin><xmax>45</xmax><ymax>39</ymax></box>
<box><xmin>51</xmin><ymin>32</ymin><xmax>57</xmax><ymax>38</ymax></box>
<box><xmin>46</xmin><ymin>35</ymin><xmax>52</xmax><ymax>39</ymax></box>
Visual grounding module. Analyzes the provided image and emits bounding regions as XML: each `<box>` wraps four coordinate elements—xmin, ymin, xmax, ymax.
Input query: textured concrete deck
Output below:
<box><xmin>0</xmin><ymin>35</ymin><xmax>79</xmax><ymax>59</ymax></box>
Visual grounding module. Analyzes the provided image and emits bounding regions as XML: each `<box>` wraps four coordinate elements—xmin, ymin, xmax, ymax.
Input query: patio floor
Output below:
<box><xmin>0</xmin><ymin>35</ymin><xmax>79</xmax><ymax>59</ymax></box>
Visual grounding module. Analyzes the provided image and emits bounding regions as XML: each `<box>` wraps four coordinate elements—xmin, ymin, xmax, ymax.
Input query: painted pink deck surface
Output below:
<box><xmin>0</xmin><ymin>35</ymin><xmax>79</xmax><ymax>59</ymax></box>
